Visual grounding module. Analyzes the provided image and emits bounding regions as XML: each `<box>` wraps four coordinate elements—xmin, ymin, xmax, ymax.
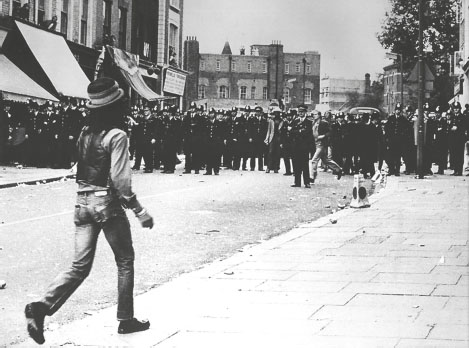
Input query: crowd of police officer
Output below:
<box><xmin>0</xmin><ymin>99</ymin><xmax>87</xmax><ymax>168</ymax></box>
<box><xmin>1</xmin><ymin>97</ymin><xmax>468</xmax><ymax>178</ymax></box>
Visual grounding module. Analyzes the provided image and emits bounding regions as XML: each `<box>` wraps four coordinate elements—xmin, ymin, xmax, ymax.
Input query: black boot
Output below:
<box><xmin>118</xmin><ymin>318</ymin><xmax>150</xmax><ymax>334</ymax></box>
<box><xmin>25</xmin><ymin>302</ymin><xmax>48</xmax><ymax>344</ymax></box>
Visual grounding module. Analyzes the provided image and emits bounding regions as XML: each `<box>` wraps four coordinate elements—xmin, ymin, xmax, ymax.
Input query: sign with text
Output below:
<box><xmin>163</xmin><ymin>69</ymin><xmax>186</xmax><ymax>96</ymax></box>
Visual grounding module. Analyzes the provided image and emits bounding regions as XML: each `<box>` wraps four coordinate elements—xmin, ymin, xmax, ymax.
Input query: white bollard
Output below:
<box><xmin>350</xmin><ymin>174</ymin><xmax>370</xmax><ymax>208</ymax></box>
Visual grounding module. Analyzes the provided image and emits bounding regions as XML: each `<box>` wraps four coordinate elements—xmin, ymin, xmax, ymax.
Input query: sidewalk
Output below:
<box><xmin>16</xmin><ymin>174</ymin><xmax>469</xmax><ymax>347</ymax></box>
<box><xmin>0</xmin><ymin>165</ymin><xmax>75</xmax><ymax>189</ymax></box>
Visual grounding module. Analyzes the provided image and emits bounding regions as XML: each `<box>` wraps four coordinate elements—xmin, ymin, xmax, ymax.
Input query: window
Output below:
<box><xmin>285</xmin><ymin>63</ymin><xmax>289</xmax><ymax>74</ymax></box>
<box><xmin>295</xmin><ymin>63</ymin><xmax>300</xmax><ymax>73</ymax></box>
<box><xmin>80</xmin><ymin>0</ymin><xmax>89</xmax><ymax>45</ymax></box>
<box><xmin>143</xmin><ymin>42</ymin><xmax>150</xmax><ymax>58</ymax></box>
<box><xmin>216</xmin><ymin>60</ymin><xmax>221</xmax><ymax>71</ymax></box>
<box><xmin>169</xmin><ymin>24</ymin><xmax>178</xmax><ymax>61</ymax></box>
<box><xmin>118</xmin><ymin>7</ymin><xmax>127</xmax><ymax>49</ymax></box>
<box><xmin>305</xmin><ymin>89</ymin><xmax>312</xmax><ymax>104</ymax></box>
<box><xmin>12</xmin><ymin>1</ymin><xmax>21</xmax><ymax>18</ymax></box>
<box><xmin>262</xmin><ymin>62</ymin><xmax>267</xmax><ymax>73</ymax></box>
<box><xmin>61</xmin><ymin>0</ymin><xmax>69</xmax><ymax>37</ymax></box>
<box><xmin>170</xmin><ymin>0</ymin><xmax>180</xmax><ymax>9</ymax></box>
<box><xmin>240</xmin><ymin>86</ymin><xmax>247</xmax><ymax>100</ymax></box>
<box><xmin>38</xmin><ymin>0</ymin><xmax>46</xmax><ymax>24</ymax></box>
<box><xmin>284</xmin><ymin>89</ymin><xmax>290</xmax><ymax>104</ymax></box>
<box><xmin>219</xmin><ymin>85</ymin><xmax>229</xmax><ymax>99</ymax></box>
<box><xmin>306</xmin><ymin>64</ymin><xmax>311</xmax><ymax>74</ymax></box>
<box><xmin>231</xmin><ymin>61</ymin><xmax>236</xmax><ymax>71</ymax></box>
<box><xmin>103</xmin><ymin>0</ymin><xmax>112</xmax><ymax>38</ymax></box>
<box><xmin>247</xmin><ymin>62</ymin><xmax>252</xmax><ymax>73</ymax></box>
<box><xmin>200</xmin><ymin>61</ymin><xmax>205</xmax><ymax>71</ymax></box>
<box><xmin>263</xmin><ymin>87</ymin><xmax>268</xmax><ymax>100</ymax></box>
<box><xmin>251</xmin><ymin>86</ymin><xmax>256</xmax><ymax>99</ymax></box>
<box><xmin>198</xmin><ymin>85</ymin><xmax>206</xmax><ymax>99</ymax></box>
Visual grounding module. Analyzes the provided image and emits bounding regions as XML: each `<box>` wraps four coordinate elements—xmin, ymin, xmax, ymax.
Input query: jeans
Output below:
<box><xmin>311</xmin><ymin>143</ymin><xmax>342</xmax><ymax>175</ymax></box>
<box><xmin>41</xmin><ymin>192</ymin><xmax>135</xmax><ymax>321</ymax></box>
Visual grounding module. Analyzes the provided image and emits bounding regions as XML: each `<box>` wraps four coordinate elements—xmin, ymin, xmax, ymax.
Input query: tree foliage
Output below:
<box><xmin>377</xmin><ymin>0</ymin><xmax>459</xmax><ymax>106</ymax></box>
<box><xmin>378</xmin><ymin>0</ymin><xmax>459</xmax><ymax>75</ymax></box>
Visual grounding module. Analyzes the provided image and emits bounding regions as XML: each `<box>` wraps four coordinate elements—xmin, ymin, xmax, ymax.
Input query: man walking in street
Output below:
<box><xmin>24</xmin><ymin>78</ymin><xmax>154</xmax><ymax>345</ymax></box>
<box><xmin>310</xmin><ymin>111</ymin><xmax>342</xmax><ymax>183</ymax></box>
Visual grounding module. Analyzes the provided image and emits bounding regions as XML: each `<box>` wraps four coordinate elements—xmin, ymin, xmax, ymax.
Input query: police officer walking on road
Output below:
<box><xmin>24</xmin><ymin>78</ymin><xmax>154</xmax><ymax>345</ymax></box>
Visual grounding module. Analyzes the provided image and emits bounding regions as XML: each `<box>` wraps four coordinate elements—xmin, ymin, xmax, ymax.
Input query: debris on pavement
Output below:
<box><xmin>0</xmin><ymin>280</ymin><xmax>6</xmax><ymax>289</ymax></box>
<box><xmin>329</xmin><ymin>218</ymin><xmax>337</xmax><ymax>224</ymax></box>
<box><xmin>223</xmin><ymin>271</ymin><xmax>234</xmax><ymax>276</ymax></box>
<box><xmin>439</xmin><ymin>256</ymin><xmax>445</xmax><ymax>264</ymax></box>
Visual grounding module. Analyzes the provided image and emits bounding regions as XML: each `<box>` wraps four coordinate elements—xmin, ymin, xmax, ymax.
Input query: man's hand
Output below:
<box><xmin>136</xmin><ymin>208</ymin><xmax>154</xmax><ymax>229</ymax></box>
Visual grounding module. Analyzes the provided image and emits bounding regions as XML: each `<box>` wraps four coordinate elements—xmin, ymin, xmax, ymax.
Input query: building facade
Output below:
<box><xmin>319</xmin><ymin>75</ymin><xmax>370</xmax><ymax>111</ymax></box>
<box><xmin>458</xmin><ymin>0</ymin><xmax>469</xmax><ymax>106</ymax></box>
<box><xmin>1</xmin><ymin>0</ymin><xmax>186</xmax><ymax>105</ymax></box>
<box><xmin>383</xmin><ymin>64</ymin><xmax>407</xmax><ymax>114</ymax></box>
<box><xmin>184</xmin><ymin>38</ymin><xmax>320</xmax><ymax>110</ymax></box>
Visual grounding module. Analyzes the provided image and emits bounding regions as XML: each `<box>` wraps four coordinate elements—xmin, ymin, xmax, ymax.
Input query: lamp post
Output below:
<box><xmin>302</xmin><ymin>57</ymin><xmax>306</xmax><ymax>104</ymax></box>
<box><xmin>417</xmin><ymin>0</ymin><xmax>425</xmax><ymax>179</ymax></box>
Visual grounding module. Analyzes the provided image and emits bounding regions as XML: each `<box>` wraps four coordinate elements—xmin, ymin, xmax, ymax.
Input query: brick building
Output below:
<box><xmin>183</xmin><ymin>38</ymin><xmax>320</xmax><ymax>110</ymax></box>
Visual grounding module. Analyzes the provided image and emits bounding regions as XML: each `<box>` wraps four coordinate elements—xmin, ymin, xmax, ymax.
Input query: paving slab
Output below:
<box><xmin>13</xmin><ymin>175</ymin><xmax>469</xmax><ymax>346</ymax></box>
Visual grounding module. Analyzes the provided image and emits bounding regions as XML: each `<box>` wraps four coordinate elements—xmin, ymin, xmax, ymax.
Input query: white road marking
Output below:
<box><xmin>0</xmin><ymin>185</ymin><xmax>212</xmax><ymax>228</ymax></box>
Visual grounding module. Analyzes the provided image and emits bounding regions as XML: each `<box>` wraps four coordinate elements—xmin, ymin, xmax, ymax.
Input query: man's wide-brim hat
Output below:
<box><xmin>87</xmin><ymin>77</ymin><xmax>124</xmax><ymax>109</ymax></box>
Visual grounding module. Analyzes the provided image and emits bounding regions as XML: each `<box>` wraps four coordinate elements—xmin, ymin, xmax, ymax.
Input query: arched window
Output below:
<box><xmin>251</xmin><ymin>86</ymin><xmax>256</xmax><ymax>99</ymax></box>
<box><xmin>305</xmin><ymin>89</ymin><xmax>312</xmax><ymax>104</ymax></box>
<box><xmin>198</xmin><ymin>85</ymin><xmax>206</xmax><ymax>99</ymax></box>
<box><xmin>219</xmin><ymin>85</ymin><xmax>229</xmax><ymax>99</ymax></box>
<box><xmin>240</xmin><ymin>86</ymin><xmax>247</xmax><ymax>100</ymax></box>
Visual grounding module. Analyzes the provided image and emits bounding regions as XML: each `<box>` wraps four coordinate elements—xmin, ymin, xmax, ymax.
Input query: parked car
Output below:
<box><xmin>349</xmin><ymin>107</ymin><xmax>383</xmax><ymax>120</ymax></box>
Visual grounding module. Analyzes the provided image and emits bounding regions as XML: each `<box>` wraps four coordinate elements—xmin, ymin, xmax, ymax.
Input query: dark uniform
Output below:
<box><xmin>447</xmin><ymin>102</ymin><xmax>466</xmax><ymax>175</ymax></box>
<box><xmin>280</xmin><ymin>110</ymin><xmax>295</xmax><ymax>175</ymax></box>
<box><xmin>183</xmin><ymin>105</ymin><xmax>205</xmax><ymax>174</ymax></box>
<box><xmin>162</xmin><ymin>107</ymin><xmax>180</xmax><ymax>173</ymax></box>
<box><xmin>231</xmin><ymin>112</ymin><xmax>247</xmax><ymax>170</ymax></box>
<box><xmin>435</xmin><ymin>108</ymin><xmax>450</xmax><ymax>174</ymax></box>
<box><xmin>203</xmin><ymin>109</ymin><xmax>224</xmax><ymax>175</ymax></box>
<box><xmin>384</xmin><ymin>104</ymin><xmax>408</xmax><ymax>175</ymax></box>
<box><xmin>290</xmin><ymin>105</ymin><xmax>313</xmax><ymax>187</ymax></box>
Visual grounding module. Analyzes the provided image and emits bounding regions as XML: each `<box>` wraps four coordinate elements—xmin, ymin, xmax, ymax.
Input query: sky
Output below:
<box><xmin>183</xmin><ymin>0</ymin><xmax>392</xmax><ymax>81</ymax></box>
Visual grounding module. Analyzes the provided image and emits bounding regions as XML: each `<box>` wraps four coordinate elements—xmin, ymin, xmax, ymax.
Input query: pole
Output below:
<box><xmin>303</xmin><ymin>57</ymin><xmax>306</xmax><ymax>104</ymax></box>
<box><xmin>417</xmin><ymin>0</ymin><xmax>425</xmax><ymax>179</ymax></box>
<box><xmin>400</xmin><ymin>53</ymin><xmax>404</xmax><ymax>107</ymax></box>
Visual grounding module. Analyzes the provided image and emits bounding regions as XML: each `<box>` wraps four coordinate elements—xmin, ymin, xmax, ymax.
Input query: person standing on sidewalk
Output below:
<box><xmin>24</xmin><ymin>78</ymin><xmax>154</xmax><ymax>345</ymax></box>
<box><xmin>310</xmin><ymin>111</ymin><xmax>342</xmax><ymax>183</ymax></box>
